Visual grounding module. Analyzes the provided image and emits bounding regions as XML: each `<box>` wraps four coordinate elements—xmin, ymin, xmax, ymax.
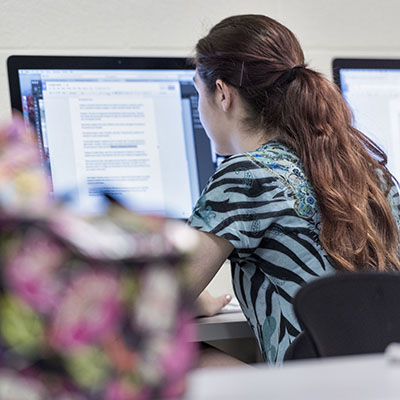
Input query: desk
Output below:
<box><xmin>194</xmin><ymin>311</ymin><xmax>262</xmax><ymax>364</ymax></box>
<box><xmin>194</xmin><ymin>311</ymin><xmax>253</xmax><ymax>342</ymax></box>
<box><xmin>184</xmin><ymin>353</ymin><xmax>400</xmax><ymax>399</ymax></box>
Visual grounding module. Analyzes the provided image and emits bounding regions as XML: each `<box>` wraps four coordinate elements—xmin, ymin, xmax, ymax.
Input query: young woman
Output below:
<box><xmin>187</xmin><ymin>14</ymin><xmax>400</xmax><ymax>364</ymax></box>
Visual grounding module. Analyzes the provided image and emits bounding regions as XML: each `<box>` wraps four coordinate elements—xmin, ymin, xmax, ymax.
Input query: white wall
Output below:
<box><xmin>1</xmin><ymin>0</ymin><xmax>400</xmax><ymax>295</ymax></box>
<box><xmin>2</xmin><ymin>0</ymin><xmax>400</xmax><ymax>121</ymax></box>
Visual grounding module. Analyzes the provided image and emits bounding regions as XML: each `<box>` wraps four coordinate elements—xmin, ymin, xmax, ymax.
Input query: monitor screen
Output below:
<box><xmin>8</xmin><ymin>56</ymin><xmax>218</xmax><ymax>219</ymax></box>
<box><xmin>333</xmin><ymin>58</ymin><xmax>400</xmax><ymax>182</ymax></box>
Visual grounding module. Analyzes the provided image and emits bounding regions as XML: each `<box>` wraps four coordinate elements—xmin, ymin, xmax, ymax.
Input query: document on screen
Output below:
<box><xmin>70</xmin><ymin>95</ymin><xmax>164</xmax><ymax>212</ymax></box>
<box><xmin>42</xmin><ymin>79</ymin><xmax>194</xmax><ymax>216</ymax></box>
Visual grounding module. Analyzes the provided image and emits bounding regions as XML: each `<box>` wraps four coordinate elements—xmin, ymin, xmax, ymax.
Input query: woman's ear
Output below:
<box><xmin>215</xmin><ymin>79</ymin><xmax>233</xmax><ymax>112</ymax></box>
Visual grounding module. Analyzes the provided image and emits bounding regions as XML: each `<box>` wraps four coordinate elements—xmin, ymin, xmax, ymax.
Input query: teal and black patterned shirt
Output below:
<box><xmin>188</xmin><ymin>140</ymin><xmax>400</xmax><ymax>364</ymax></box>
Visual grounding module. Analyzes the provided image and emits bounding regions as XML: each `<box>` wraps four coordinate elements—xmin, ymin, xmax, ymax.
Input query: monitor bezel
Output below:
<box><xmin>332</xmin><ymin>58</ymin><xmax>400</xmax><ymax>89</ymax></box>
<box><xmin>7</xmin><ymin>55</ymin><xmax>194</xmax><ymax>113</ymax></box>
<box><xmin>7</xmin><ymin>55</ymin><xmax>215</xmax><ymax>219</ymax></box>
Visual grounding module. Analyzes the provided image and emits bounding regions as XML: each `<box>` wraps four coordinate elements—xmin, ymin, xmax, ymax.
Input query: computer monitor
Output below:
<box><xmin>333</xmin><ymin>58</ymin><xmax>400</xmax><ymax>182</ymax></box>
<box><xmin>8</xmin><ymin>56</ymin><xmax>218</xmax><ymax>218</ymax></box>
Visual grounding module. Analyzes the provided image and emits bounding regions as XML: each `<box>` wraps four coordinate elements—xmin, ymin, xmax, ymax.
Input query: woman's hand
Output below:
<box><xmin>194</xmin><ymin>289</ymin><xmax>232</xmax><ymax>317</ymax></box>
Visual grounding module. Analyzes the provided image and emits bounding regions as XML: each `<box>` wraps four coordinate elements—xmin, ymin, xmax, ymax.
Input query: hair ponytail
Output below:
<box><xmin>194</xmin><ymin>14</ymin><xmax>400</xmax><ymax>272</ymax></box>
<box><xmin>279</xmin><ymin>68</ymin><xmax>400</xmax><ymax>271</ymax></box>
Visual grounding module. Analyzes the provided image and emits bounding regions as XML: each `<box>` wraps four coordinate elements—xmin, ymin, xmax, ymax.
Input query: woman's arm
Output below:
<box><xmin>194</xmin><ymin>290</ymin><xmax>232</xmax><ymax>317</ymax></box>
<box><xmin>186</xmin><ymin>230</ymin><xmax>234</xmax><ymax>301</ymax></box>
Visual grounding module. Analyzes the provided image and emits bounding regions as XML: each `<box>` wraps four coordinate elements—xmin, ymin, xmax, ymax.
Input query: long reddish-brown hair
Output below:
<box><xmin>194</xmin><ymin>14</ymin><xmax>400</xmax><ymax>272</ymax></box>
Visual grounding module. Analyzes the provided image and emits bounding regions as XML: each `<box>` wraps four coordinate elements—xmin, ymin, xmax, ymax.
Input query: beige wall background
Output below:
<box><xmin>1</xmin><ymin>0</ymin><xmax>400</xmax><ymax>294</ymax></box>
<box><xmin>2</xmin><ymin>0</ymin><xmax>400</xmax><ymax>121</ymax></box>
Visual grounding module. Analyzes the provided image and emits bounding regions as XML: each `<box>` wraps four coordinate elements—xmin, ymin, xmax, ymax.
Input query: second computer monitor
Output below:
<box><xmin>333</xmin><ymin>58</ymin><xmax>400</xmax><ymax>183</ymax></box>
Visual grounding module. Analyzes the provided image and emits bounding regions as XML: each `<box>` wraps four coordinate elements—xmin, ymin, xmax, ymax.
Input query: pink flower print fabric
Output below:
<box><xmin>0</xmin><ymin>115</ymin><xmax>198</xmax><ymax>399</ymax></box>
<box><xmin>0</xmin><ymin>116</ymin><xmax>50</xmax><ymax>214</ymax></box>
<box><xmin>4</xmin><ymin>228</ymin><xmax>65</xmax><ymax>313</ymax></box>
<box><xmin>49</xmin><ymin>271</ymin><xmax>122</xmax><ymax>351</ymax></box>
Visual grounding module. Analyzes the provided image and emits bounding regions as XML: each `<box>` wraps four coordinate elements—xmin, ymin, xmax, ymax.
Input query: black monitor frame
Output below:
<box><xmin>332</xmin><ymin>57</ymin><xmax>400</xmax><ymax>184</ymax></box>
<box><xmin>332</xmin><ymin>58</ymin><xmax>400</xmax><ymax>89</ymax></box>
<box><xmin>7</xmin><ymin>55</ymin><xmax>216</xmax><ymax>218</ymax></box>
<box><xmin>8</xmin><ymin>55</ymin><xmax>193</xmax><ymax>114</ymax></box>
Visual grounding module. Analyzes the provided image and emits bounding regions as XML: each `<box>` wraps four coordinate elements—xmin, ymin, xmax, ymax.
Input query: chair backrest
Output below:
<box><xmin>289</xmin><ymin>272</ymin><xmax>400</xmax><ymax>359</ymax></box>
<box><xmin>283</xmin><ymin>331</ymin><xmax>318</xmax><ymax>361</ymax></box>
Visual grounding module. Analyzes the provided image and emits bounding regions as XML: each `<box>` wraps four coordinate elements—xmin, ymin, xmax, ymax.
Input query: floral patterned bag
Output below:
<box><xmin>0</xmin><ymin>117</ymin><xmax>197</xmax><ymax>399</ymax></box>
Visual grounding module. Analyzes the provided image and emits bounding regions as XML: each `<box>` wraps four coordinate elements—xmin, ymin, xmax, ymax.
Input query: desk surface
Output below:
<box><xmin>194</xmin><ymin>311</ymin><xmax>254</xmax><ymax>342</ymax></box>
<box><xmin>185</xmin><ymin>353</ymin><xmax>400</xmax><ymax>400</ymax></box>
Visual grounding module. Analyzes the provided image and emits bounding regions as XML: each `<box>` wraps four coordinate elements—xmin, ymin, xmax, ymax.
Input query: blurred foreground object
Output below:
<box><xmin>0</xmin><ymin>115</ymin><xmax>198</xmax><ymax>399</ymax></box>
<box><xmin>0</xmin><ymin>116</ymin><xmax>50</xmax><ymax>214</ymax></box>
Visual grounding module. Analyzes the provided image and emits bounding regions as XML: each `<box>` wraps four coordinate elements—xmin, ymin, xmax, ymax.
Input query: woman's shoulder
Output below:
<box><xmin>213</xmin><ymin>140</ymin><xmax>300</xmax><ymax>178</ymax></box>
<box><xmin>247</xmin><ymin>140</ymin><xmax>302</xmax><ymax>172</ymax></box>
<box><xmin>212</xmin><ymin>152</ymin><xmax>255</xmax><ymax>177</ymax></box>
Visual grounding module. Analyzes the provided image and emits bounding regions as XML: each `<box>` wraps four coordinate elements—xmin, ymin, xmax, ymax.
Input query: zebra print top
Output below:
<box><xmin>188</xmin><ymin>140</ymin><xmax>400</xmax><ymax>364</ymax></box>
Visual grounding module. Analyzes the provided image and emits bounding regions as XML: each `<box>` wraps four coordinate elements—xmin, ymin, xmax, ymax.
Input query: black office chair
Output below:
<box><xmin>284</xmin><ymin>272</ymin><xmax>400</xmax><ymax>361</ymax></box>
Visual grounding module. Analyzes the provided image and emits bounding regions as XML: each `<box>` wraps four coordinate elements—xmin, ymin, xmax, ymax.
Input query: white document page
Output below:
<box><xmin>43</xmin><ymin>78</ymin><xmax>193</xmax><ymax>216</ymax></box>
<box><xmin>70</xmin><ymin>95</ymin><xmax>164</xmax><ymax>213</ymax></box>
